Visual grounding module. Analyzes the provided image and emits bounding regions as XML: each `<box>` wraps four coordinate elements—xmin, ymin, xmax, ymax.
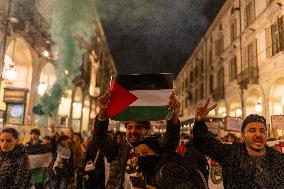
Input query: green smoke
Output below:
<box><xmin>33</xmin><ymin>0</ymin><xmax>97</xmax><ymax>116</ymax></box>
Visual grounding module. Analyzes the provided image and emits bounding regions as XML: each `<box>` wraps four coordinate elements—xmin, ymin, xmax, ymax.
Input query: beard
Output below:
<box><xmin>127</xmin><ymin>133</ymin><xmax>144</xmax><ymax>145</ymax></box>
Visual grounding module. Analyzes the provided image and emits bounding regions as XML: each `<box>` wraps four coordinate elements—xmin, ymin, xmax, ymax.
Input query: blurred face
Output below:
<box><xmin>74</xmin><ymin>135</ymin><xmax>81</xmax><ymax>144</ymax></box>
<box><xmin>0</xmin><ymin>133</ymin><xmax>17</xmax><ymax>152</ymax></box>
<box><xmin>116</xmin><ymin>135</ymin><xmax>122</xmax><ymax>143</ymax></box>
<box><xmin>242</xmin><ymin>122</ymin><xmax>267</xmax><ymax>156</ymax></box>
<box><xmin>227</xmin><ymin>135</ymin><xmax>235</xmax><ymax>143</ymax></box>
<box><xmin>126</xmin><ymin>122</ymin><xmax>148</xmax><ymax>144</ymax></box>
<box><xmin>60</xmin><ymin>139</ymin><xmax>70</xmax><ymax>147</ymax></box>
<box><xmin>66</xmin><ymin>130</ymin><xmax>74</xmax><ymax>140</ymax></box>
<box><xmin>43</xmin><ymin>139</ymin><xmax>51</xmax><ymax>144</ymax></box>
<box><xmin>135</xmin><ymin>144</ymin><xmax>157</xmax><ymax>156</ymax></box>
<box><xmin>83</xmin><ymin>137</ymin><xmax>91</xmax><ymax>147</ymax></box>
<box><xmin>31</xmin><ymin>134</ymin><xmax>39</xmax><ymax>142</ymax></box>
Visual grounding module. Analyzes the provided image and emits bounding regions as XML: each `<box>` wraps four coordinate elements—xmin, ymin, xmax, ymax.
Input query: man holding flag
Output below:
<box><xmin>93</xmin><ymin>73</ymin><xmax>181</xmax><ymax>189</ymax></box>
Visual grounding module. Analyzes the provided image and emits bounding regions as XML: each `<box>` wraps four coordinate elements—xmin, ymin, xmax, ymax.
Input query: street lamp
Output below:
<box><xmin>255</xmin><ymin>102</ymin><xmax>263</xmax><ymax>114</ymax></box>
<box><xmin>38</xmin><ymin>82</ymin><xmax>47</xmax><ymax>96</ymax></box>
<box><xmin>235</xmin><ymin>107</ymin><xmax>242</xmax><ymax>117</ymax></box>
<box><xmin>4</xmin><ymin>65</ymin><xmax>17</xmax><ymax>82</ymax></box>
<box><xmin>255</xmin><ymin>97</ymin><xmax>263</xmax><ymax>114</ymax></box>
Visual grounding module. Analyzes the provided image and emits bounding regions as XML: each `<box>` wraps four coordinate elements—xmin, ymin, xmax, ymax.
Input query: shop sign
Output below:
<box><xmin>225</xmin><ymin>116</ymin><xmax>243</xmax><ymax>132</ymax></box>
<box><xmin>271</xmin><ymin>115</ymin><xmax>284</xmax><ymax>130</ymax></box>
<box><xmin>3</xmin><ymin>88</ymin><xmax>28</xmax><ymax>104</ymax></box>
<box><xmin>6</xmin><ymin>104</ymin><xmax>25</xmax><ymax>125</ymax></box>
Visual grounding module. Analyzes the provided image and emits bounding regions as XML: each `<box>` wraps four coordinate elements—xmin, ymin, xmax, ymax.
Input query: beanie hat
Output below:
<box><xmin>136</xmin><ymin>137</ymin><xmax>162</xmax><ymax>155</ymax></box>
<box><xmin>241</xmin><ymin>114</ymin><xmax>266</xmax><ymax>132</ymax></box>
<box><xmin>30</xmin><ymin>128</ymin><xmax>40</xmax><ymax>136</ymax></box>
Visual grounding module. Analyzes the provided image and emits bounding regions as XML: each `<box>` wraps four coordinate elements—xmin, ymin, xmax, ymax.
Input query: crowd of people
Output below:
<box><xmin>1</xmin><ymin>90</ymin><xmax>284</xmax><ymax>189</ymax></box>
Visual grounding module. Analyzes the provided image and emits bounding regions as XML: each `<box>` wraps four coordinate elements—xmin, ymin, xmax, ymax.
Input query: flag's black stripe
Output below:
<box><xmin>111</xmin><ymin>73</ymin><xmax>173</xmax><ymax>90</ymax></box>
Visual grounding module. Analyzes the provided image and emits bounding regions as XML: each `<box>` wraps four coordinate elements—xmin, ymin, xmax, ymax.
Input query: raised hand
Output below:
<box><xmin>195</xmin><ymin>98</ymin><xmax>217</xmax><ymax>121</ymax></box>
<box><xmin>97</xmin><ymin>90</ymin><xmax>111</xmax><ymax>120</ymax></box>
<box><xmin>168</xmin><ymin>92</ymin><xmax>181</xmax><ymax>124</ymax></box>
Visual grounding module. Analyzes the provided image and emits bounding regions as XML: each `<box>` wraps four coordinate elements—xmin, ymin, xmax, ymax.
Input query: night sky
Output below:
<box><xmin>95</xmin><ymin>0</ymin><xmax>211</xmax><ymax>77</ymax></box>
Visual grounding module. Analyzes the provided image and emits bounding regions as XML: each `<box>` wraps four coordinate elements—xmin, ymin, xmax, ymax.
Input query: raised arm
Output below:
<box><xmin>160</xmin><ymin>92</ymin><xmax>181</xmax><ymax>152</ymax></box>
<box><xmin>193</xmin><ymin>98</ymin><xmax>231</xmax><ymax>164</ymax></box>
<box><xmin>93</xmin><ymin>90</ymin><xmax>118</xmax><ymax>162</ymax></box>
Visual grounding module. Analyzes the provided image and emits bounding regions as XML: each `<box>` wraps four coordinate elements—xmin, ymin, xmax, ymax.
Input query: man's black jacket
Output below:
<box><xmin>193</xmin><ymin>120</ymin><xmax>284</xmax><ymax>189</ymax></box>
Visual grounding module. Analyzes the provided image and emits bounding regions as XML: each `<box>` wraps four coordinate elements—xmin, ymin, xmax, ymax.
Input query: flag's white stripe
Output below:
<box><xmin>130</xmin><ymin>89</ymin><xmax>172</xmax><ymax>106</ymax></box>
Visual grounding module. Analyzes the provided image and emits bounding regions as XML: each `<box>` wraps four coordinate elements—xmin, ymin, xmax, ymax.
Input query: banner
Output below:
<box><xmin>225</xmin><ymin>116</ymin><xmax>243</xmax><ymax>132</ymax></box>
<box><xmin>271</xmin><ymin>115</ymin><xmax>284</xmax><ymax>130</ymax></box>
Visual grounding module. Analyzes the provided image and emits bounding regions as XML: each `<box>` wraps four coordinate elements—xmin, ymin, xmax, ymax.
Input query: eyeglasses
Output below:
<box><xmin>0</xmin><ymin>139</ymin><xmax>15</xmax><ymax>143</ymax></box>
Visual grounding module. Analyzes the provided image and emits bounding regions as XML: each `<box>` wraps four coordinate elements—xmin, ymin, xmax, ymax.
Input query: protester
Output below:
<box><xmin>183</xmin><ymin>139</ymin><xmax>209</xmax><ymax>185</ymax></box>
<box><xmin>42</xmin><ymin>135</ymin><xmax>52</xmax><ymax>145</ymax></box>
<box><xmin>51</xmin><ymin>134</ymin><xmax>75</xmax><ymax>189</ymax></box>
<box><xmin>0</xmin><ymin>127</ymin><xmax>29</xmax><ymax>189</ymax></box>
<box><xmin>193</xmin><ymin>99</ymin><xmax>284</xmax><ymax>188</ymax></box>
<box><xmin>83</xmin><ymin>136</ymin><xmax>106</xmax><ymax>189</ymax></box>
<box><xmin>26</xmin><ymin>128</ymin><xmax>43</xmax><ymax>147</ymax></box>
<box><xmin>26</xmin><ymin>129</ymin><xmax>52</xmax><ymax>189</ymax></box>
<box><xmin>114</xmin><ymin>131</ymin><xmax>123</xmax><ymax>144</ymax></box>
<box><xmin>223</xmin><ymin>133</ymin><xmax>238</xmax><ymax>144</ymax></box>
<box><xmin>65</xmin><ymin>129</ymin><xmax>83</xmax><ymax>187</ymax></box>
<box><xmin>134</xmin><ymin>136</ymin><xmax>210</xmax><ymax>189</ymax></box>
<box><xmin>94</xmin><ymin>90</ymin><xmax>181</xmax><ymax>189</ymax></box>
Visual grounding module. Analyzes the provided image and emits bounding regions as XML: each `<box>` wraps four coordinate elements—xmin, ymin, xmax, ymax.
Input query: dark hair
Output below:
<box><xmin>136</xmin><ymin>137</ymin><xmax>162</xmax><ymax>154</ymax></box>
<box><xmin>224</xmin><ymin>133</ymin><xmax>238</xmax><ymax>143</ymax></box>
<box><xmin>184</xmin><ymin>139</ymin><xmax>209</xmax><ymax>182</ymax></box>
<box><xmin>30</xmin><ymin>128</ymin><xmax>41</xmax><ymax>136</ymax></box>
<box><xmin>125</xmin><ymin>121</ymin><xmax>151</xmax><ymax>130</ymax></box>
<box><xmin>241</xmin><ymin>114</ymin><xmax>266</xmax><ymax>132</ymax></box>
<box><xmin>0</xmin><ymin>128</ymin><xmax>19</xmax><ymax>139</ymax></box>
<box><xmin>74</xmin><ymin>132</ymin><xmax>82</xmax><ymax>142</ymax></box>
<box><xmin>43</xmin><ymin>135</ymin><xmax>51</xmax><ymax>141</ymax></box>
<box><xmin>57</xmin><ymin>135</ymin><xmax>69</xmax><ymax>144</ymax></box>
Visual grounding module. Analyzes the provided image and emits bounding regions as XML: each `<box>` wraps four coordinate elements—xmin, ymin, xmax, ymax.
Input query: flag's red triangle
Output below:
<box><xmin>107</xmin><ymin>80</ymin><xmax>138</xmax><ymax>118</ymax></box>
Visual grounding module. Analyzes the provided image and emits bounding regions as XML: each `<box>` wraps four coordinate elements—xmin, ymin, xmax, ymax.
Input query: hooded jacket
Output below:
<box><xmin>193</xmin><ymin>120</ymin><xmax>284</xmax><ymax>189</ymax></box>
<box><xmin>93</xmin><ymin>117</ymin><xmax>180</xmax><ymax>189</ymax></box>
<box><xmin>0</xmin><ymin>144</ymin><xmax>30</xmax><ymax>189</ymax></box>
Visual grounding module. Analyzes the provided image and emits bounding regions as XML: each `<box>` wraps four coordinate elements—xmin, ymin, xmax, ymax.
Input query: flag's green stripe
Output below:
<box><xmin>111</xmin><ymin>106</ymin><xmax>171</xmax><ymax>121</ymax></box>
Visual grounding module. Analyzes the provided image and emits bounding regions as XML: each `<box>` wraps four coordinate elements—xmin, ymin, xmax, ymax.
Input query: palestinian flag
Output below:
<box><xmin>107</xmin><ymin>73</ymin><xmax>173</xmax><ymax>121</ymax></box>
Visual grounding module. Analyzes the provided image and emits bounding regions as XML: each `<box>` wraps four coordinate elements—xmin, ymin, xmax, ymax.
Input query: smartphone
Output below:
<box><xmin>129</xmin><ymin>176</ymin><xmax>147</xmax><ymax>189</ymax></box>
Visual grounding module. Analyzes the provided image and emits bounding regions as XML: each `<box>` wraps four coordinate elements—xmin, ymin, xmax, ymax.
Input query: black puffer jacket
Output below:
<box><xmin>0</xmin><ymin>144</ymin><xmax>30</xmax><ymax>189</ymax></box>
<box><xmin>155</xmin><ymin>152</ymin><xmax>207</xmax><ymax>189</ymax></box>
<box><xmin>193</xmin><ymin>120</ymin><xmax>284</xmax><ymax>189</ymax></box>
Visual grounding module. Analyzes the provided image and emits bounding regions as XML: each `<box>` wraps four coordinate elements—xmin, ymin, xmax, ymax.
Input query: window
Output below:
<box><xmin>200</xmin><ymin>84</ymin><xmax>204</xmax><ymax>99</ymax></box>
<box><xmin>271</xmin><ymin>22</ymin><xmax>281</xmax><ymax>55</ymax></box>
<box><xmin>230</xmin><ymin>56</ymin><xmax>237</xmax><ymax>81</ymax></box>
<box><xmin>195</xmin><ymin>66</ymin><xmax>198</xmax><ymax>79</ymax></box>
<box><xmin>230</xmin><ymin>19</ymin><xmax>237</xmax><ymax>43</ymax></box>
<box><xmin>195</xmin><ymin>88</ymin><xmax>198</xmax><ymax>103</ymax></box>
<box><xmin>217</xmin><ymin>68</ymin><xmax>224</xmax><ymax>89</ymax></box>
<box><xmin>200</xmin><ymin>58</ymin><xmax>204</xmax><ymax>72</ymax></box>
<box><xmin>246</xmin><ymin>39</ymin><xmax>258</xmax><ymax>79</ymax></box>
<box><xmin>245</xmin><ymin>0</ymin><xmax>255</xmax><ymax>27</ymax></box>
<box><xmin>266</xmin><ymin>16</ymin><xmax>284</xmax><ymax>57</ymax></box>
<box><xmin>209</xmin><ymin>48</ymin><xmax>213</xmax><ymax>65</ymax></box>
<box><xmin>210</xmin><ymin>75</ymin><xmax>214</xmax><ymax>92</ymax></box>
<box><xmin>215</xmin><ymin>35</ymin><xmax>224</xmax><ymax>57</ymax></box>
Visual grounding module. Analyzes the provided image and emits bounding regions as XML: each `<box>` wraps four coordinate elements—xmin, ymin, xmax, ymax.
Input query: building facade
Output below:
<box><xmin>176</xmin><ymin>0</ymin><xmax>284</xmax><ymax>134</ymax></box>
<box><xmin>0</xmin><ymin>0</ymin><xmax>117</xmax><ymax>133</ymax></box>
